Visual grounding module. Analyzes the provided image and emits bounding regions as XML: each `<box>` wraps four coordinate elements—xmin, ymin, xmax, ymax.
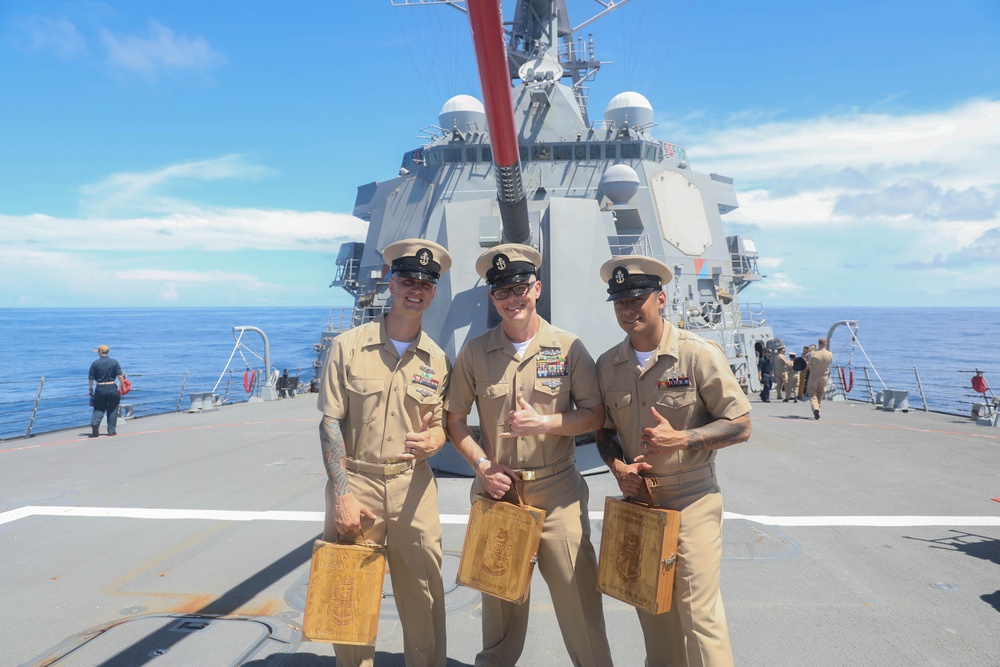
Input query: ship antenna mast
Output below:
<box><xmin>392</xmin><ymin>0</ymin><xmax>633</xmax><ymax>124</ymax></box>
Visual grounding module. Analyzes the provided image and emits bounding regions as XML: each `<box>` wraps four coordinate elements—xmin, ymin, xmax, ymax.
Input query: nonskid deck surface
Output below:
<box><xmin>2</xmin><ymin>396</ymin><xmax>998</xmax><ymax>666</ymax></box>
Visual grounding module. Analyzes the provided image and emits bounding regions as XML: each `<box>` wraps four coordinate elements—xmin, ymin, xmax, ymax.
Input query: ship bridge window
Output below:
<box><xmin>519</xmin><ymin>146</ymin><xmax>529</xmax><ymax>161</ymax></box>
<box><xmin>482</xmin><ymin>146</ymin><xmax>492</xmax><ymax>163</ymax></box>
<box><xmin>589</xmin><ymin>144</ymin><xmax>603</xmax><ymax>160</ymax></box>
<box><xmin>553</xmin><ymin>145</ymin><xmax>572</xmax><ymax>160</ymax></box>
<box><xmin>575</xmin><ymin>145</ymin><xmax>587</xmax><ymax>160</ymax></box>
<box><xmin>644</xmin><ymin>145</ymin><xmax>659</xmax><ymax>161</ymax></box>
<box><xmin>465</xmin><ymin>147</ymin><xmax>478</xmax><ymax>162</ymax></box>
<box><xmin>532</xmin><ymin>145</ymin><xmax>551</xmax><ymax>161</ymax></box>
<box><xmin>426</xmin><ymin>150</ymin><xmax>441</xmax><ymax>167</ymax></box>
<box><xmin>443</xmin><ymin>148</ymin><xmax>463</xmax><ymax>163</ymax></box>
<box><xmin>620</xmin><ymin>143</ymin><xmax>641</xmax><ymax>160</ymax></box>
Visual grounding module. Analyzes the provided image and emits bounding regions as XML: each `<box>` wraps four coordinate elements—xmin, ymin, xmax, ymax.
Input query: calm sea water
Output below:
<box><xmin>1</xmin><ymin>306</ymin><xmax>998</xmax><ymax>438</ymax></box>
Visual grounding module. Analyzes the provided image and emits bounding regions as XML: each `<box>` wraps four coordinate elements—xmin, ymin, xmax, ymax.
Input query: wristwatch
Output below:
<box><xmin>473</xmin><ymin>456</ymin><xmax>489</xmax><ymax>469</ymax></box>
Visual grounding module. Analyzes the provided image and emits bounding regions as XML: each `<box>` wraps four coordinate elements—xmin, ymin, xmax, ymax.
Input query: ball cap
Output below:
<box><xmin>599</xmin><ymin>255</ymin><xmax>673</xmax><ymax>302</ymax></box>
<box><xmin>95</xmin><ymin>344</ymin><xmax>110</xmax><ymax>354</ymax></box>
<box><xmin>383</xmin><ymin>238</ymin><xmax>451</xmax><ymax>284</ymax></box>
<box><xmin>476</xmin><ymin>243</ymin><xmax>541</xmax><ymax>288</ymax></box>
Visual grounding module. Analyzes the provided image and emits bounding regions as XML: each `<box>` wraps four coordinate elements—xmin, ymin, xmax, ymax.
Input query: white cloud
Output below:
<box><xmin>7</xmin><ymin>15</ymin><xmax>87</xmax><ymax>58</ymax></box>
<box><xmin>99</xmin><ymin>20</ymin><xmax>225</xmax><ymax>79</ymax></box>
<box><xmin>79</xmin><ymin>155</ymin><xmax>274</xmax><ymax>217</ymax></box>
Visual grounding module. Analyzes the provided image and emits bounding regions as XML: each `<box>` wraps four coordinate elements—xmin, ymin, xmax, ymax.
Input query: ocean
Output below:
<box><xmin>1</xmin><ymin>306</ymin><xmax>998</xmax><ymax>440</ymax></box>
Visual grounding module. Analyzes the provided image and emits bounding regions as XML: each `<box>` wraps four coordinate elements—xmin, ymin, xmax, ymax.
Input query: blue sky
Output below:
<box><xmin>1</xmin><ymin>0</ymin><xmax>998</xmax><ymax>308</ymax></box>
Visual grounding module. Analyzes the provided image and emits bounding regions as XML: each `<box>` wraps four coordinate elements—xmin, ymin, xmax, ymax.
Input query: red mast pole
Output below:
<box><xmin>467</xmin><ymin>0</ymin><xmax>531</xmax><ymax>244</ymax></box>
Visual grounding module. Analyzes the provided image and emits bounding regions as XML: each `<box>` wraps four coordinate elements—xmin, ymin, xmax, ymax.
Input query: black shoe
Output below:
<box><xmin>761</xmin><ymin>399</ymin><xmax>770</xmax><ymax>403</ymax></box>
<box><xmin>108</xmin><ymin>432</ymin><xmax>117</xmax><ymax>436</ymax></box>
<box><xmin>813</xmin><ymin>409</ymin><xmax>820</xmax><ymax>420</ymax></box>
<box><xmin>89</xmin><ymin>425</ymin><xmax>99</xmax><ymax>438</ymax></box>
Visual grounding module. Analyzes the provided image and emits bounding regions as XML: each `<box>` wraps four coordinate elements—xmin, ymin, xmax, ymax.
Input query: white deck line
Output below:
<box><xmin>2</xmin><ymin>505</ymin><xmax>999</xmax><ymax>527</ymax></box>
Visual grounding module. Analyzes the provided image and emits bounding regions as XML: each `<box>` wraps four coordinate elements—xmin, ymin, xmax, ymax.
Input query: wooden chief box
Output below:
<box><xmin>302</xmin><ymin>539</ymin><xmax>386</xmax><ymax>645</ymax></box>
<box><xmin>457</xmin><ymin>494</ymin><xmax>546</xmax><ymax>603</ymax></box>
<box><xmin>597</xmin><ymin>496</ymin><xmax>681</xmax><ymax>615</ymax></box>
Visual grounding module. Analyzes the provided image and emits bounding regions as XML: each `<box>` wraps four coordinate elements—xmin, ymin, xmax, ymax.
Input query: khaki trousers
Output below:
<box><xmin>775</xmin><ymin>371</ymin><xmax>792</xmax><ymax>400</ymax></box>
<box><xmin>471</xmin><ymin>468</ymin><xmax>613</xmax><ymax>667</ymax></box>
<box><xmin>638</xmin><ymin>476</ymin><xmax>733</xmax><ymax>667</ymax></box>
<box><xmin>808</xmin><ymin>378</ymin><xmax>827</xmax><ymax>413</ymax></box>
<box><xmin>323</xmin><ymin>461</ymin><xmax>446</xmax><ymax>667</ymax></box>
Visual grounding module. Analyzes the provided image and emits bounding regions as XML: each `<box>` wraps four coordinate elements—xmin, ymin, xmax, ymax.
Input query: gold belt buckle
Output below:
<box><xmin>645</xmin><ymin>476</ymin><xmax>660</xmax><ymax>488</ymax></box>
<box><xmin>517</xmin><ymin>470</ymin><xmax>536</xmax><ymax>481</ymax></box>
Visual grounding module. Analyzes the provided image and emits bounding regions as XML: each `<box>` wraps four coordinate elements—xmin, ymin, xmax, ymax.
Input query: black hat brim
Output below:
<box><xmin>607</xmin><ymin>287</ymin><xmax>658</xmax><ymax>302</ymax></box>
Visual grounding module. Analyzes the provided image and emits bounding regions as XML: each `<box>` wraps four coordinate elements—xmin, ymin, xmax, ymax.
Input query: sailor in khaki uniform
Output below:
<box><xmin>317</xmin><ymin>239</ymin><xmax>451</xmax><ymax>667</ymax></box>
<box><xmin>806</xmin><ymin>337</ymin><xmax>834</xmax><ymax>419</ymax></box>
<box><xmin>593</xmin><ymin>256</ymin><xmax>752</xmax><ymax>667</ymax></box>
<box><xmin>445</xmin><ymin>244</ymin><xmax>613</xmax><ymax>667</ymax></box>
<box><xmin>774</xmin><ymin>345</ymin><xmax>793</xmax><ymax>401</ymax></box>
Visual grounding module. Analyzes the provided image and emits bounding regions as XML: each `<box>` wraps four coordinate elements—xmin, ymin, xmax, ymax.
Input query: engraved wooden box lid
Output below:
<box><xmin>302</xmin><ymin>540</ymin><xmax>387</xmax><ymax>645</ymax></box>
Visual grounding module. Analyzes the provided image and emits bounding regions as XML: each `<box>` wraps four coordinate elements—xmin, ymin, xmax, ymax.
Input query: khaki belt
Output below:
<box><xmin>96</xmin><ymin>381</ymin><xmax>116</xmax><ymax>385</ymax></box>
<box><xmin>346</xmin><ymin>457</ymin><xmax>415</xmax><ymax>477</ymax></box>
<box><xmin>512</xmin><ymin>456</ymin><xmax>575</xmax><ymax>482</ymax></box>
<box><xmin>644</xmin><ymin>463</ymin><xmax>715</xmax><ymax>488</ymax></box>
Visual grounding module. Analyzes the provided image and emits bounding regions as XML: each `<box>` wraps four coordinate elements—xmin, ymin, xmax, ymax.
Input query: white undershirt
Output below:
<box><xmin>635</xmin><ymin>348</ymin><xmax>655</xmax><ymax>370</ymax></box>
<box><xmin>512</xmin><ymin>337</ymin><xmax>534</xmax><ymax>359</ymax></box>
<box><xmin>390</xmin><ymin>338</ymin><xmax>411</xmax><ymax>357</ymax></box>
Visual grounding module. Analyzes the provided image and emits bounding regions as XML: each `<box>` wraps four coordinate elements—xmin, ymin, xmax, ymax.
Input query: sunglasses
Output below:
<box><xmin>490</xmin><ymin>281</ymin><xmax>535</xmax><ymax>300</ymax></box>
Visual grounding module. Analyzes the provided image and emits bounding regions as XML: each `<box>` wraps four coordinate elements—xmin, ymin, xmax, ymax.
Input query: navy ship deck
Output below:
<box><xmin>2</xmin><ymin>394</ymin><xmax>998</xmax><ymax>666</ymax></box>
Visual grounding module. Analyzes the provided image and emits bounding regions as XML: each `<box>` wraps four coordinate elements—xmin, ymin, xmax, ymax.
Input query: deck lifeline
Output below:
<box><xmin>2</xmin><ymin>395</ymin><xmax>998</xmax><ymax>666</ymax></box>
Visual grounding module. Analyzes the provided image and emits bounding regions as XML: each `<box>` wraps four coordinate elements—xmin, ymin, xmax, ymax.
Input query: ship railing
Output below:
<box><xmin>820</xmin><ymin>364</ymin><xmax>999</xmax><ymax>418</ymax></box>
<box><xmin>739</xmin><ymin>302</ymin><xmax>768</xmax><ymax>328</ymax></box>
<box><xmin>607</xmin><ymin>234</ymin><xmax>654</xmax><ymax>258</ymax></box>
<box><xmin>325</xmin><ymin>306</ymin><xmax>355</xmax><ymax>334</ymax></box>
<box><xmin>0</xmin><ymin>366</ymin><xmax>317</xmax><ymax>442</ymax></box>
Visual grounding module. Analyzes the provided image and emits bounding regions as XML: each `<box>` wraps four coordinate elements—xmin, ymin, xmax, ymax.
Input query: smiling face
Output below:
<box><xmin>613</xmin><ymin>289</ymin><xmax>665</xmax><ymax>349</ymax></box>
<box><xmin>389</xmin><ymin>275</ymin><xmax>436</xmax><ymax>317</ymax></box>
<box><xmin>489</xmin><ymin>277</ymin><xmax>541</xmax><ymax>329</ymax></box>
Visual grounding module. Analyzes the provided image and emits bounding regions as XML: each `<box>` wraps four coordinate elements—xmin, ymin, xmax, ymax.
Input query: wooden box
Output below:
<box><xmin>457</xmin><ymin>495</ymin><xmax>546</xmax><ymax>603</ymax></box>
<box><xmin>302</xmin><ymin>539</ymin><xmax>386</xmax><ymax>645</ymax></box>
<box><xmin>597</xmin><ymin>496</ymin><xmax>680</xmax><ymax>614</ymax></box>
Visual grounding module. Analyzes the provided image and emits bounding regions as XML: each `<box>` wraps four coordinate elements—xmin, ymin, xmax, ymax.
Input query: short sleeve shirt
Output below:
<box><xmin>445</xmin><ymin>317</ymin><xmax>601</xmax><ymax>469</ymax></box>
<box><xmin>89</xmin><ymin>357</ymin><xmax>122</xmax><ymax>383</ymax></box>
<box><xmin>807</xmin><ymin>348</ymin><xmax>834</xmax><ymax>383</ymax></box>
<box><xmin>316</xmin><ymin>315</ymin><xmax>450</xmax><ymax>463</ymax></box>
<box><xmin>597</xmin><ymin>321</ymin><xmax>751</xmax><ymax>474</ymax></box>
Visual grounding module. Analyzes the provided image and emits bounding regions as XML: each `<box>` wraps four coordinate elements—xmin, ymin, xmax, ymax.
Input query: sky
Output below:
<box><xmin>1</xmin><ymin>0</ymin><xmax>998</xmax><ymax>308</ymax></box>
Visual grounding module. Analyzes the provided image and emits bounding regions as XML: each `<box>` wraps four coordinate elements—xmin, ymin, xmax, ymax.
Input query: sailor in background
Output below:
<box><xmin>88</xmin><ymin>344</ymin><xmax>124</xmax><ymax>437</ymax></box>
<box><xmin>807</xmin><ymin>337</ymin><xmax>834</xmax><ymax>420</ymax></box>
<box><xmin>445</xmin><ymin>244</ymin><xmax>614</xmax><ymax>667</ymax></box>
<box><xmin>316</xmin><ymin>239</ymin><xmax>451</xmax><ymax>667</ymax></box>
<box><xmin>774</xmin><ymin>345</ymin><xmax>793</xmax><ymax>402</ymax></box>
<box><xmin>593</xmin><ymin>256</ymin><xmax>751</xmax><ymax>667</ymax></box>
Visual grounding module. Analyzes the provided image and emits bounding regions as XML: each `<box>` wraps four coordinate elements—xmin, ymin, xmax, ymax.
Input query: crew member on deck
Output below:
<box><xmin>88</xmin><ymin>345</ymin><xmax>124</xmax><ymax>437</ymax></box>
<box><xmin>316</xmin><ymin>239</ymin><xmax>452</xmax><ymax>667</ymax></box>
<box><xmin>593</xmin><ymin>255</ymin><xmax>752</xmax><ymax>667</ymax></box>
<box><xmin>445</xmin><ymin>243</ymin><xmax>614</xmax><ymax>667</ymax></box>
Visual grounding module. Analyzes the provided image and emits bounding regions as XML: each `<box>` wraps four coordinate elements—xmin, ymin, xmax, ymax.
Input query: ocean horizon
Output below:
<box><xmin>2</xmin><ymin>305</ymin><xmax>998</xmax><ymax>439</ymax></box>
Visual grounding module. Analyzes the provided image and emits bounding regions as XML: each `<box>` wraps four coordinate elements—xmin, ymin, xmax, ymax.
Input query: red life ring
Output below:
<box><xmin>840</xmin><ymin>367</ymin><xmax>854</xmax><ymax>393</ymax></box>
<box><xmin>244</xmin><ymin>369</ymin><xmax>258</xmax><ymax>393</ymax></box>
<box><xmin>972</xmin><ymin>374</ymin><xmax>988</xmax><ymax>394</ymax></box>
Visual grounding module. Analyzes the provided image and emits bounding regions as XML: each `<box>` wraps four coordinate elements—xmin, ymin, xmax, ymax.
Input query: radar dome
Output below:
<box><xmin>601</xmin><ymin>164</ymin><xmax>640</xmax><ymax>205</ymax></box>
<box><xmin>439</xmin><ymin>95</ymin><xmax>486</xmax><ymax>132</ymax></box>
<box><xmin>604</xmin><ymin>92</ymin><xmax>654</xmax><ymax>128</ymax></box>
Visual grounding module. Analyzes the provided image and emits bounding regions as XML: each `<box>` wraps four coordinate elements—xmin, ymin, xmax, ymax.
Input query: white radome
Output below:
<box><xmin>601</xmin><ymin>164</ymin><xmax>641</xmax><ymax>205</ymax></box>
<box><xmin>604</xmin><ymin>91</ymin><xmax>654</xmax><ymax>128</ymax></box>
<box><xmin>439</xmin><ymin>95</ymin><xmax>487</xmax><ymax>132</ymax></box>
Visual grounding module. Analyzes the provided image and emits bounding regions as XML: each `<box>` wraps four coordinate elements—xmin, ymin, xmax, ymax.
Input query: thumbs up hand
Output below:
<box><xmin>500</xmin><ymin>393</ymin><xmax>551</xmax><ymax>438</ymax></box>
<box><xmin>400</xmin><ymin>411</ymin><xmax>436</xmax><ymax>460</ymax></box>
<box><xmin>634</xmin><ymin>406</ymin><xmax>688</xmax><ymax>461</ymax></box>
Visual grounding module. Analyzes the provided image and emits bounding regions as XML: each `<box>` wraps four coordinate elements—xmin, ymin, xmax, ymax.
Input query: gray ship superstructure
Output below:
<box><xmin>325</xmin><ymin>0</ymin><xmax>772</xmax><ymax>393</ymax></box>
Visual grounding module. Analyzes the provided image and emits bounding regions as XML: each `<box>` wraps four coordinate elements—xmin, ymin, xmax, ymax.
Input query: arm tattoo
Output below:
<box><xmin>685</xmin><ymin>415</ymin><xmax>751</xmax><ymax>452</ymax></box>
<box><xmin>320</xmin><ymin>416</ymin><xmax>351</xmax><ymax>497</ymax></box>
<box><xmin>595</xmin><ymin>427</ymin><xmax>625</xmax><ymax>466</ymax></box>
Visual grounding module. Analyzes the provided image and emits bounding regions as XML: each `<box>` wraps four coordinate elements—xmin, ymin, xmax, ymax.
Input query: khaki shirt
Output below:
<box><xmin>317</xmin><ymin>315</ymin><xmax>450</xmax><ymax>463</ymax></box>
<box><xmin>445</xmin><ymin>318</ymin><xmax>601</xmax><ymax>469</ymax></box>
<box><xmin>807</xmin><ymin>348</ymin><xmax>833</xmax><ymax>384</ymax></box>
<box><xmin>597</xmin><ymin>321</ymin><xmax>751</xmax><ymax>474</ymax></box>
<box><xmin>774</xmin><ymin>353</ymin><xmax>791</xmax><ymax>377</ymax></box>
